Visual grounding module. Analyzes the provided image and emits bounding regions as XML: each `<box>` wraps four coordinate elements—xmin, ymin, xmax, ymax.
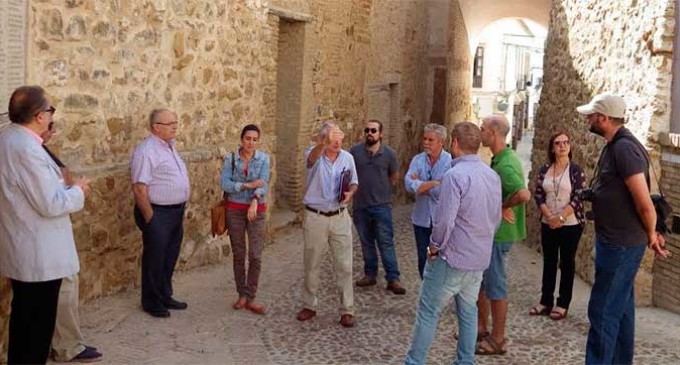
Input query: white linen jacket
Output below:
<box><xmin>0</xmin><ymin>124</ymin><xmax>84</xmax><ymax>282</ymax></box>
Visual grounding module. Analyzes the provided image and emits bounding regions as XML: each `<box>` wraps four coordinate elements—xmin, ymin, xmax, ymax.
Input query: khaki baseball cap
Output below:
<box><xmin>576</xmin><ymin>93</ymin><xmax>627</xmax><ymax>119</ymax></box>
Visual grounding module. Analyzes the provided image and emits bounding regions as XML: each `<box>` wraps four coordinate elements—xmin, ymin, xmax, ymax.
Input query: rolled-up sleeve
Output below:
<box><xmin>404</xmin><ymin>157</ymin><xmax>423</xmax><ymax>194</ymax></box>
<box><xmin>254</xmin><ymin>154</ymin><xmax>271</xmax><ymax>198</ymax></box>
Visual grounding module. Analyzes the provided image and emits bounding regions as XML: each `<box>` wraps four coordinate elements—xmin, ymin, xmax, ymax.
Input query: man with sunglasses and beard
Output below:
<box><xmin>577</xmin><ymin>94</ymin><xmax>669</xmax><ymax>365</ymax></box>
<box><xmin>350</xmin><ymin>120</ymin><xmax>405</xmax><ymax>295</ymax></box>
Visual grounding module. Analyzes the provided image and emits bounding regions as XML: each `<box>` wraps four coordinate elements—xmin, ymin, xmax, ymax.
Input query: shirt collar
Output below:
<box><xmin>364</xmin><ymin>142</ymin><xmax>384</xmax><ymax>156</ymax></box>
<box><xmin>452</xmin><ymin>154</ymin><xmax>481</xmax><ymax>166</ymax></box>
<box><xmin>18</xmin><ymin>124</ymin><xmax>44</xmax><ymax>144</ymax></box>
<box><xmin>150</xmin><ymin>134</ymin><xmax>174</xmax><ymax>148</ymax></box>
<box><xmin>491</xmin><ymin>146</ymin><xmax>512</xmax><ymax>164</ymax></box>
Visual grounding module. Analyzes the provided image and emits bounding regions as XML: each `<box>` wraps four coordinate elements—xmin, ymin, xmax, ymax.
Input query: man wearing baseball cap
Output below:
<box><xmin>577</xmin><ymin>93</ymin><xmax>668</xmax><ymax>365</ymax></box>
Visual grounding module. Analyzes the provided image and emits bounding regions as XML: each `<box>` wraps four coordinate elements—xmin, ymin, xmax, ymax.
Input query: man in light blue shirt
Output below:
<box><xmin>404</xmin><ymin>123</ymin><xmax>453</xmax><ymax>279</ymax></box>
<box><xmin>297</xmin><ymin>121</ymin><xmax>359</xmax><ymax>328</ymax></box>
<box><xmin>405</xmin><ymin>122</ymin><xmax>502</xmax><ymax>365</ymax></box>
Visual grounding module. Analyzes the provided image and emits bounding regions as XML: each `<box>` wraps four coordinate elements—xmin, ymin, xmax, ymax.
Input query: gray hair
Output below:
<box><xmin>317</xmin><ymin>119</ymin><xmax>338</xmax><ymax>139</ymax></box>
<box><xmin>423</xmin><ymin>123</ymin><xmax>447</xmax><ymax>141</ymax></box>
<box><xmin>451</xmin><ymin>122</ymin><xmax>481</xmax><ymax>153</ymax></box>
<box><xmin>149</xmin><ymin>108</ymin><xmax>174</xmax><ymax>128</ymax></box>
<box><xmin>483</xmin><ymin>115</ymin><xmax>510</xmax><ymax>137</ymax></box>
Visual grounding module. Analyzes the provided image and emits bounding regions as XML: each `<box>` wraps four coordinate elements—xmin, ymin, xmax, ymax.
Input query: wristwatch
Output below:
<box><xmin>559</xmin><ymin>215</ymin><xmax>565</xmax><ymax>223</ymax></box>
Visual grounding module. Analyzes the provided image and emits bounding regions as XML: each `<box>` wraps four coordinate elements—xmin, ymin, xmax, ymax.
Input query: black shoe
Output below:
<box><xmin>146</xmin><ymin>308</ymin><xmax>171</xmax><ymax>318</ymax></box>
<box><xmin>164</xmin><ymin>298</ymin><xmax>188</xmax><ymax>310</ymax></box>
<box><xmin>71</xmin><ymin>346</ymin><xmax>103</xmax><ymax>362</ymax></box>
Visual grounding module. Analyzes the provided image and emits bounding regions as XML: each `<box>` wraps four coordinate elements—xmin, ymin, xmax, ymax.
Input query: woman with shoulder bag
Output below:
<box><xmin>220</xmin><ymin>124</ymin><xmax>270</xmax><ymax>315</ymax></box>
<box><xmin>529</xmin><ymin>131</ymin><xmax>586</xmax><ymax>321</ymax></box>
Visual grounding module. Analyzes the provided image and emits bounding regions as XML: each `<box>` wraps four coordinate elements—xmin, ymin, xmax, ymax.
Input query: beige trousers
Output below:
<box><xmin>51</xmin><ymin>274</ymin><xmax>86</xmax><ymax>361</ymax></box>
<box><xmin>301</xmin><ymin>209</ymin><xmax>355</xmax><ymax>315</ymax></box>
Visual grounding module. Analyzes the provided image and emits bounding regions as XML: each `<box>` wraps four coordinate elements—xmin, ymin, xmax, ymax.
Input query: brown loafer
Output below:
<box><xmin>296</xmin><ymin>308</ymin><xmax>317</xmax><ymax>321</ymax></box>
<box><xmin>355</xmin><ymin>276</ymin><xmax>377</xmax><ymax>287</ymax></box>
<box><xmin>245</xmin><ymin>301</ymin><xmax>266</xmax><ymax>315</ymax></box>
<box><xmin>339</xmin><ymin>314</ymin><xmax>355</xmax><ymax>328</ymax></box>
<box><xmin>386</xmin><ymin>280</ymin><xmax>406</xmax><ymax>295</ymax></box>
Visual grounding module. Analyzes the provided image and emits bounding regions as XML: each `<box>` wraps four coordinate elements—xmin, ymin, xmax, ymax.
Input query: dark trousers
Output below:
<box><xmin>540</xmin><ymin>223</ymin><xmax>583</xmax><ymax>309</ymax></box>
<box><xmin>413</xmin><ymin>224</ymin><xmax>433</xmax><ymax>280</ymax></box>
<box><xmin>134</xmin><ymin>204</ymin><xmax>185</xmax><ymax>312</ymax></box>
<box><xmin>226</xmin><ymin>209</ymin><xmax>265</xmax><ymax>300</ymax></box>
<box><xmin>8</xmin><ymin>278</ymin><xmax>62</xmax><ymax>365</ymax></box>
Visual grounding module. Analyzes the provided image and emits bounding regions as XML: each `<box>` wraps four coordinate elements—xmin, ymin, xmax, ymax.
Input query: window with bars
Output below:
<box><xmin>473</xmin><ymin>46</ymin><xmax>484</xmax><ymax>88</ymax></box>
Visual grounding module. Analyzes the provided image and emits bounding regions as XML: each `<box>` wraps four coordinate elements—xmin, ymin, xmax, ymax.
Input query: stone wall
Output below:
<box><xmin>528</xmin><ymin>0</ymin><xmax>675</xmax><ymax>306</ymax></box>
<box><xmin>655</xmin><ymin>145</ymin><xmax>680</xmax><ymax>312</ymax></box>
<box><xmin>446</xmin><ymin>0</ymin><xmax>472</xmax><ymax>126</ymax></box>
<box><xmin>0</xmin><ymin>0</ymin><xmax>437</xmax><ymax>357</ymax></box>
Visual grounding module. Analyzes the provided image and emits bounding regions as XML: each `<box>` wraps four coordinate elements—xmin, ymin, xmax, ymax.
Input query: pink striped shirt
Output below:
<box><xmin>130</xmin><ymin>134</ymin><xmax>190</xmax><ymax>205</ymax></box>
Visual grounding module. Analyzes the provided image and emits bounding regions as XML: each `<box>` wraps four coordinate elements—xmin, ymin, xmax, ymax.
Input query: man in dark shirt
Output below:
<box><xmin>577</xmin><ymin>93</ymin><xmax>668</xmax><ymax>365</ymax></box>
<box><xmin>349</xmin><ymin>119</ymin><xmax>405</xmax><ymax>295</ymax></box>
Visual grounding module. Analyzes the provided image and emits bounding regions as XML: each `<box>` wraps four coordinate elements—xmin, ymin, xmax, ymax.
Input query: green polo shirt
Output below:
<box><xmin>491</xmin><ymin>147</ymin><xmax>527</xmax><ymax>242</ymax></box>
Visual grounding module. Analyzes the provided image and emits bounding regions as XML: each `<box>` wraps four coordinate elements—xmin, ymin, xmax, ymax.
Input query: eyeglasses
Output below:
<box><xmin>35</xmin><ymin>106</ymin><xmax>56</xmax><ymax>117</ymax></box>
<box><xmin>364</xmin><ymin>127</ymin><xmax>379</xmax><ymax>134</ymax></box>
<box><xmin>554</xmin><ymin>140</ymin><xmax>570</xmax><ymax>146</ymax></box>
<box><xmin>156</xmin><ymin>121</ymin><xmax>178</xmax><ymax>126</ymax></box>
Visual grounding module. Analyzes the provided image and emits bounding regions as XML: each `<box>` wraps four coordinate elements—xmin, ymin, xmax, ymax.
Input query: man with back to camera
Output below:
<box><xmin>577</xmin><ymin>93</ymin><xmax>668</xmax><ymax>365</ymax></box>
<box><xmin>350</xmin><ymin>119</ymin><xmax>405</xmax><ymax>295</ymax></box>
<box><xmin>405</xmin><ymin>122</ymin><xmax>502</xmax><ymax>365</ymax></box>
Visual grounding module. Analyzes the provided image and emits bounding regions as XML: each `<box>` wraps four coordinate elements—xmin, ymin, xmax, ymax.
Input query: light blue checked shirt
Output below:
<box><xmin>430</xmin><ymin>154</ymin><xmax>502</xmax><ymax>271</ymax></box>
<box><xmin>404</xmin><ymin>150</ymin><xmax>453</xmax><ymax>227</ymax></box>
<box><xmin>303</xmin><ymin>147</ymin><xmax>358</xmax><ymax>212</ymax></box>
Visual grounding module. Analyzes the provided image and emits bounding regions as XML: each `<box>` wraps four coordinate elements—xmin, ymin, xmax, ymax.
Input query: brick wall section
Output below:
<box><xmin>529</xmin><ymin>0</ymin><xmax>675</xmax><ymax>306</ymax></box>
<box><xmin>654</xmin><ymin>151</ymin><xmax>680</xmax><ymax>312</ymax></box>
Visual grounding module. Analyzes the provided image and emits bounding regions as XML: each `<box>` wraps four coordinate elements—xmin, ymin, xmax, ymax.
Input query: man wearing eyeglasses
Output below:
<box><xmin>130</xmin><ymin>108</ymin><xmax>190</xmax><ymax>318</ymax></box>
<box><xmin>404</xmin><ymin>123</ymin><xmax>453</xmax><ymax>279</ymax></box>
<box><xmin>350</xmin><ymin>120</ymin><xmax>405</xmax><ymax>295</ymax></box>
<box><xmin>0</xmin><ymin>85</ymin><xmax>90</xmax><ymax>364</ymax></box>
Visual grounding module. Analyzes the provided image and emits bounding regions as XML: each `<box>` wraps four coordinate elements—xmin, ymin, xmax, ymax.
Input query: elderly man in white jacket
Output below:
<box><xmin>0</xmin><ymin>86</ymin><xmax>90</xmax><ymax>365</ymax></box>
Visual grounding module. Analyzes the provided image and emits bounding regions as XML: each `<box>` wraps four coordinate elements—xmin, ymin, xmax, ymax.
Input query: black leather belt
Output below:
<box><xmin>151</xmin><ymin>203</ymin><xmax>186</xmax><ymax>209</ymax></box>
<box><xmin>305</xmin><ymin>206</ymin><xmax>345</xmax><ymax>217</ymax></box>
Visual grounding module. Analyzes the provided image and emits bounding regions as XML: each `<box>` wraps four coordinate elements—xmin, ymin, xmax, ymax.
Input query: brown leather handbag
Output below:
<box><xmin>211</xmin><ymin>152</ymin><xmax>235</xmax><ymax>237</ymax></box>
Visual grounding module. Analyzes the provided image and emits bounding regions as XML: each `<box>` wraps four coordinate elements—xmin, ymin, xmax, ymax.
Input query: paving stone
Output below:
<box><xmin>76</xmin><ymin>206</ymin><xmax>680</xmax><ymax>364</ymax></box>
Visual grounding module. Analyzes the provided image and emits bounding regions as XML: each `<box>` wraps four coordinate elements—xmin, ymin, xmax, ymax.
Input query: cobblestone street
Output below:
<box><xmin>76</xmin><ymin>204</ymin><xmax>680</xmax><ymax>365</ymax></box>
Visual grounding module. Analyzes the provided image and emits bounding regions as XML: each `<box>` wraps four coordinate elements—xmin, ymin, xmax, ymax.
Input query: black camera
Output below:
<box><xmin>575</xmin><ymin>188</ymin><xmax>594</xmax><ymax>202</ymax></box>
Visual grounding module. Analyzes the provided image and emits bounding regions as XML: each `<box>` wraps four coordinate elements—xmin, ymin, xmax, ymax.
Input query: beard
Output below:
<box><xmin>365</xmin><ymin>136</ymin><xmax>379</xmax><ymax>146</ymax></box>
<box><xmin>589</xmin><ymin>124</ymin><xmax>604</xmax><ymax>136</ymax></box>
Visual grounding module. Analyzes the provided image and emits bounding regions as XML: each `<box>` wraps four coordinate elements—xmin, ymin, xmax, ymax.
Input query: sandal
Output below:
<box><xmin>475</xmin><ymin>335</ymin><xmax>507</xmax><ymax>356</ymax></box>
<box><xmin>549</xmin><ymin>307</ymin><xmax>568</xmax><ymax>321</ymax></box>
<box><xmin>529</xmin><ymin>305</ymin><xmax>552</xmax><ymax>316</ymax></box>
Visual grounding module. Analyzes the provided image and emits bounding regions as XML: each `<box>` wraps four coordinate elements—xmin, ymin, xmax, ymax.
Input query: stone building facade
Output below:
<box><xmin>527</xmin><ymin>0</ymin><xmax>676</xmax><ymax>307</ymax></box>
<box><xmin>0</xmin><ymin>0</ymin><xmax>460</xmax><ymax>355</ymax></box>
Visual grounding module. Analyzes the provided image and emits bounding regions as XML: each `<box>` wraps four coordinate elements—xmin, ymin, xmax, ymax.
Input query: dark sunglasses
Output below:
<box><xmin>553</xmin><ymin>140</ymin><xmax>570</xmax><ymax>146</ymax></box>
<box><xmin>364</xmin><ymin>127</ymin><xmax>379</xmax><ymax>134</ymax></box>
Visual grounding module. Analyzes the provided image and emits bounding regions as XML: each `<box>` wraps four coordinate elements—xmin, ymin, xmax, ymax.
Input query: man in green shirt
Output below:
<box><xmin>476</xmin><ymin>115</ymin><xmax>530</xmax><ymax>355</ymax></box>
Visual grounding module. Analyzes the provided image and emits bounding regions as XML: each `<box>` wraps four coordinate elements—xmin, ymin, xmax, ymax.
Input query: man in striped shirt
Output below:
<box><xmin>130</xmin><ymin>109</ymin><xmax>190</xmax><ymax>318</ymax></box>
<box><xmin>405</xmin><ymin>122</ymin><xmax>502</xmax><ymax>365</ymax></box>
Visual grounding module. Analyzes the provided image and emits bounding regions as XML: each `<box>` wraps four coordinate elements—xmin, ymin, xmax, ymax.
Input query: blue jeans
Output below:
<box><xmin>585</xmin><ymin>239</ymin><xmax>646</xmax><ymax>365</ymax></box>
<box><xmin>480</xmin><ymin>242</ymin><xmax>513</xmax><ymax>300</ymax></box>
<box><xmin>353</xmin><ymin>205</ymin><xmax>400</xmax><ymax>281</ymax></box>
<box><xmin>405</xmin><ymin>257</ymin><xmax>483</xmax><ymax>365</ymax></box>
<box><xmin>413</xmin><ymin>224</ymin><xmax>432</xmax><ymax>279</ymax></box>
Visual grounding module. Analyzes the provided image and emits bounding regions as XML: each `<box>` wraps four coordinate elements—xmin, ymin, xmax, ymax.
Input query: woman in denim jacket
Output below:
<box><xmin>220</xmin><ymin>124</ymin><xmax>270</xmax><ymax>314</ymax></box>
<box><xmin>529</xmin><ymin>131</ymin><xmax>586</xmax><ymax>321</ymax></box>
